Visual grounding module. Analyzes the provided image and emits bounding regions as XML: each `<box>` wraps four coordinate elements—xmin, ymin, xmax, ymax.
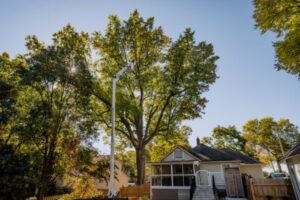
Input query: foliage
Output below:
<box><xmin>87</xmin><ymin>10</ymin><xmax>218</xmax><ymax>184</ymax></box>
<box><xmin>201</xmin><ymin>136</ymin><xmax>213</xmax><ymax>146</ymax></box>
<box><xmin>0</xmin><ymin>140</ymin><xmax>35</xmax><ymax>200</ymax></box>
<box><xmin>62</xmin><ymin>146</ymin><xmax>110</xmax><ymax>192</ymax></box>
<box><xmin>59</xmin><ymin>190</ymin><xmax>107</xmax><ymax>200</ymax></box>
<box><xmin>200</xmin><ymin>126</ymin><xmax>252</xmax><ymax>156</ymax></box>
<box><xmin>116</xmin><ymin>150</ymin><xmax>137</xmax><ymax>180</ymax></box>
<box><xmin>21</xmin><ymin>25</ymin><xmax>98</xmax><ymax>199</ymax></box>
<box><xmin>243</xmin><ymin>117</ymin><xmax>299</xmax><ymax>171</ymax></box>
<box><xmin>263</xmin><ymin>171</ymin><xmax>270</xmax><ymax>178</ymax></box>
<box><xmin>253</xmin><ymin>0</ymin><xmax>300</xmax><ymax>77</ymax></box>
<box><xmin>0</xmin><ymin>25</ymin><xmax>100</xmax><ymax>199</ymax></box>
<box><xmin>212</xmin><ymin>125</ymin><xmax>250</xmax><ymax>154</ymax></box>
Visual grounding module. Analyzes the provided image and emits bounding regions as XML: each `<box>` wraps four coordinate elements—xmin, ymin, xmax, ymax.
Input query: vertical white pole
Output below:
<box><xmin>107</xmin><ymin>64</ymin><xmax>132</xmax><ymax>198</ymax></box>
<box><xmin>108</xmin><ymin>78</ymin><xmax>117</xmax><ymax>198</ymax></box>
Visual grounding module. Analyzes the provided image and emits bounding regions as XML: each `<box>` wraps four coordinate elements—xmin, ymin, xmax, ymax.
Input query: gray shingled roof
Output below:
<box><xmin>188</xmin><ymin>144</ymin><xmax>260</xmax><ymax>164</ymax></box>
<box><xmin>281</xmin><ymin>141</ymin><xmax>300</xmax><ymax>161</ymax></box>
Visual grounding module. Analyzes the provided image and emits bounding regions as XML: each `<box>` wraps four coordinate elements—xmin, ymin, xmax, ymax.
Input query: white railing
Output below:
<box><xmin>196</xmin><ymin>170</ymin><xmax>211</xmax><ymax>186</ymax></box>
<box><xmin>195</xmin><ymin>170</ymin><xmax>225</xmax><ymax>187</ymax></box>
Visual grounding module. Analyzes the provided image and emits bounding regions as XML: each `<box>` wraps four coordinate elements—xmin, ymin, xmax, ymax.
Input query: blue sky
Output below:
<box><xmin>1</xmin><ymin>0</ymin><xmax>299</xmax><ymax>153</ymax></box>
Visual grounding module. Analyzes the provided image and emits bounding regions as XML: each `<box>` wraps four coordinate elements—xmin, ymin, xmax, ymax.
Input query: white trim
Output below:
<box><xmin>220</xmin><ymin>163</ymin><xmax>231</xmax><ymax>173</ymax></box>
<box><xmin>151</xmin><ymin>186</ymin><xmax>191</xmax><ymax>189</ymax></box>
<box><xmin>148</xmin><ymin>161</ymin><xmax>195</xmax><ymax>165</ymax></box>
<box><xmin>281</xmin><ymin>154</ymin><xmax>300</xmax><ymax>162</ymax></box>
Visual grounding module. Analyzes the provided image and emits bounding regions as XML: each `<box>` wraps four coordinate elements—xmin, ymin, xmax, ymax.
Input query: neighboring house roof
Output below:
<box><xmin>281</xmin><ymin>141</ymin><xmax>300</xmax><ymax>161</ymax></box>
<box><xmin>188</xmin><ymin>144</ymin><xmax>260</xmax><ymax>164</ymax></box>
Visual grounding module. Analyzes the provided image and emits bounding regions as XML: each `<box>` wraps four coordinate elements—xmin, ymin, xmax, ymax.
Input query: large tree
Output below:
<box><xmin>243</xmin><ymin>117</ymin><xmax>299</xmax><ymax>172</ymax></box>
<box><xmin>89</xmin><ymin>10</ymin><xmax>218</xmax><ymax>184</ymax></box>
<box><xmin>15</xmin><ymin>25</ymin><xmax>99</xmax><ymax>199</ymax></box>
<box><xmin>253</xmin><ymin>0</ymin><xmax>300</xmax><ymax>77</ymax></box>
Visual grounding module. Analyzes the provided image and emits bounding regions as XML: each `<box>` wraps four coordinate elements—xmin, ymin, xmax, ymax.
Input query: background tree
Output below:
<box><xmin>0</xmin><ymin>140</ymin><xmax>35</xmax><ymax>200</ymax></box>
<box><xmin>243</xmin><ymin>117</ymin><xmax>299</xmax><ymax>172</ymax></box>
<box><xmin>212</xmin><ymin>125</ymin><xmax>249</xmax><ymax>154</ymax></box>
<box><xmin>253</xmin><ymin>0</ymin><xmax>300</xmax><ymax>77</ymax></box>
<box><xmin>88</xmin><ymin>10</ymin><xmax>218</xmax><ymax>184</ymax></box>
<box><xmin>0</xmin><ymin>53</ymin><xmax>25</xmax><ymax>142</ymax></box>
<box><xmin>0</xmin><ymin>53</ymin><xmax>37</xmax><ymax>200</ymax></box>
<box><xmin>14</xmin><ymin>25</ymin><xmax>99</xmax><ymax>199</ymax></box>
<box><xmin>200</xmin><ymin>136</ymin><xmax>213</xmax><ymax>146</ymax></box>
<box><xmin>199</xmin><ymin>126</ymin><xmax>252</xmax><ymax>156</ymax></box>
<box><xmin>62</xmin><ymin>146</ymin><xmax>110</xmax><ymax>198</ymax></box>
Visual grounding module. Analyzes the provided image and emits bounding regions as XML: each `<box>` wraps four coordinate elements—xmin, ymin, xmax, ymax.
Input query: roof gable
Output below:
<box><xmin>161</xmin><ymin>146</ymin><xmax>199</xmax><ymax>162</ymax></box>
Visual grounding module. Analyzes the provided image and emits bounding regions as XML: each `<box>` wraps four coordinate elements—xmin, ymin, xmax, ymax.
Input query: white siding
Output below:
<box><xmin>240</xmin><ymin>164</ymin><xmax>264</xmax><ymax>178</ymax></box>
<box><xmin>200</xmin><ymin>162</ymin><xmax>238</xmax><ymax>172</ymax></box>
<box><xmin>287</xmin><ymin>155</ymin><xmax>300</xmax><ymax>199</ymax></box>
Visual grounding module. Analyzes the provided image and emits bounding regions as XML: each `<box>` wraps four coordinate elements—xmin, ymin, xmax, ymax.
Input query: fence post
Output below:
<box><xmin>249</xmin><ymin>178</ymin><xmax>256</xmax><ymax>200</ymax></box>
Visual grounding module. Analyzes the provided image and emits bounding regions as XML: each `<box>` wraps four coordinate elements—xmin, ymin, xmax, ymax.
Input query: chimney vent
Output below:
<box><xmin>196</xmin><ymin>137</ymin><xmax>201</xmax><ymax>146</ymax></box>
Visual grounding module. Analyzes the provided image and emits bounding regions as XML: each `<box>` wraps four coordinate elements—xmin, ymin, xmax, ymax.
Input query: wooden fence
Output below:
<box><xmin>118</xmin><ymin>184</ymin><xmax>150</xmax><ymax>198</ymax></box>
<box><xmin>246</xmin><ymin>178</ymin><xmax>295</xmax><ymax>200</ymax></box>
<box><xmin>26</xmin><ymin>195</ymin><xmax>63</xmax><ymax>200</ymax></box>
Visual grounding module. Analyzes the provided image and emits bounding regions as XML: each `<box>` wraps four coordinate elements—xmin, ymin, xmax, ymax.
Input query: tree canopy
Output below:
<box><xmin>243</xmin><ymin>117</ymin><xmax>300</xmax><ymax>171</ymax></box>
<box><xmin>85</xmin><ymin>10</ymin><xmax>218</xmax><ymax>184</ymax></box>
<box><xmin>200</xmin><ymin>125</ymin><xmax>252</xmax><ymax>156</ymax></box>
<box><xmin>253</xmin><ymin>0</ymin><xmax>300</xmax><ymax>77</ymax></box>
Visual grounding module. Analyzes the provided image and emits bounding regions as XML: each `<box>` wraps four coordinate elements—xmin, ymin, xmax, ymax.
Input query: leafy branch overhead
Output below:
<box><xmin>253</xmin><ymin>0</ymin><xmax>300</xmax><ymax>77</ymax></box>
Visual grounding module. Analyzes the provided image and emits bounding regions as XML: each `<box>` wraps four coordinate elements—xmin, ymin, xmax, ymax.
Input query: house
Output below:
<box><xmin>57</xmin><ymin>158</ymin><xmax>130</xmax><ymax>193</ymax></box>
<box><xmin>95</xmin><ymin>159</ymin><xmax>130</xmax><ymax>191</ymax></box>
<box><xmin>148</xmin><ymin>139</ymin><xmax>263</xmax><ymax>200</ymax></box>
<box><xmin>280</xmin><ymin>141</ymin><xmax>300</xmax><ymax>199</ymax></box>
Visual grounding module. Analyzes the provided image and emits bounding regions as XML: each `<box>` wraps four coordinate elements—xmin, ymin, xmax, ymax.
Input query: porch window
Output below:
<box><xmin>173</xmin><ymin>176</ymin><xmax>184</xmax><ymax>186</ymax></box>
<box><xmin>152</xmin><ymin>165</ymin><xmax>161</xmax><ymax>175</ymax></box>
<box><xmin>162</xmin><ymin>176</ymin><xmax>172</xmax><ymax>186</ymax></box>
<box><xmin>162</xmin><ymin>165</ymin><xmax>171</xmax><ymax>174</ymax></box>
<box><xmin>152</xmin><ymin>176</ymin><xmax>161</xmax><ymax>186</ymax></box>
<box><xmin>151</xmin><ymin>163</ymin><xmax>194</xmax><ymax>187</ymax></box>
<box><xmin>173</xmin><ymin>164</ymin><xmax>183</xmax><ymax>174</ymax></box>
<box><xmin>183</xmin><ymin>164</ymin><xmax>193</xmax><ymax>174</ymax></box>
<box><xmin>184</xmin><ymin>175</ymin><xmax>193</xmax><ymax>186</ymax></box>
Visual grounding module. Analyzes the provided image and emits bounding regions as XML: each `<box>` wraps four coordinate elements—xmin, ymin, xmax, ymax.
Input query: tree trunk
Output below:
<box><xmin>37</xmin><ymin>138</ymin><xmax>56</xmax><ymax>200</ymax></box>
<box><xmin>276</xmin><ymin>160</ymin><xmax>282</xmax><ymax>172</ymax></box>
<box><xmin>37</xmin><ymin>165</ymin><xmax>49</xmax><ymax>200</ymax></box>
<box><xmin>270</xmin><ymin>161</ymin><xmax>276</xmax><ymax>172</ymax></box>
<box><xmin>135</xmin><ymin>145</ymin><xmax>145</xmax><ymax>185</ymax></box>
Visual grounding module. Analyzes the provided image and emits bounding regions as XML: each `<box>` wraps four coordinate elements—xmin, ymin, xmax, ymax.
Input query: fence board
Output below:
<box><xmin>247</xmin><ymin>178</ymin><xmax>295</xmax><ymax>200</ymax></box>
<box><xmin>118</xmin><ymin>184</ymin><xmax>150</xmax><ymax>198</ymax></box>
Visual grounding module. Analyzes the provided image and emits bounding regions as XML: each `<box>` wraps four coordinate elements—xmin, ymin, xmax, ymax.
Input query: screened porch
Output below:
<box><xmin>150</xmin><ymin>162</ymin><xmax>196</xmax><ymax>188</ymax></box>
